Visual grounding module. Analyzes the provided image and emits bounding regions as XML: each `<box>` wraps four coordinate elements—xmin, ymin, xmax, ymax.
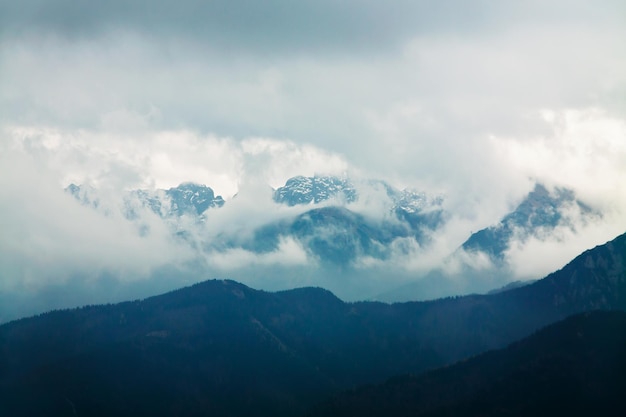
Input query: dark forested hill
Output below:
<box><xmin>308</xmin><ymin>310</ymin><xmax>626</xmax><ymax>417</ymax></box>
<box><xmin>1</xmin><ymin>232</ymin><xmax>625</xmax><ymax>416</ymax></box>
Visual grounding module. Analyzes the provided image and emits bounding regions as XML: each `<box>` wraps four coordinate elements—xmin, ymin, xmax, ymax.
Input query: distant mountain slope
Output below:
<box><xmin>65</xmin><ymin>178</ymin><xmax>598</xmax><ymax>281</ymax></box>
<box><xmin>308</xmin><ymin>310</ymin><xmax>626</xmax><ymax>417</ymax></box>
<box><xmin>462</xmin><ymin>183</ymin><xmax>596</xmax><ymax>261</ymax></box>
<box><xmin>150</xmin><ymin>182</ymin><xmax>225</xmax><ymax>216</ymax></box>
<box><xmin>242</xmin><ymin>206</ymin><xmax>425</xmax><ymax>265</ymax></box>
<box><xmin>263</xmin><ymin>176</ymin><xmax>447</xmax><ymax>264</ymax></box>
<box><xmin>272</xmin><ymin>175</ymin><xmax>444</xmax><ymax>220</ymax></box>
<box><xmin>378</xmin><ymin>183</ymin><xmax>599</xmax><ymax>302</ymax></box>
<box><xmin>179</xmin><ymin>176</ymin><xmax>445</xmax><ymax>266</ymax></box>
<box><xmin>2</xmin><ymin>232</ymin><xmax>624</xmax><ymax>416</ymax></box>
<box><xmin>67</xmin><ymin>182</ymin><xmax>225</xmax><ymax>218</ymax></box>
<box><xmin>66</xmin><ymin>176</ymin><xmax>447</xmax><ymax>267</ymax></box>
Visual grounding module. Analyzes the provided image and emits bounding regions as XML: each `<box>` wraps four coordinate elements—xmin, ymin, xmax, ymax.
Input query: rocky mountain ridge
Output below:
<box><xmin>463</xmin><ymin>183</ymin><xmax>597</xmax><ymax>262</ymax></box>
<box><xmin>62</xmin><ymin>177</ymin><xmax>601</xmax><ymax>301</ymax></box>
<box><xmin>67</xmin><ymin>182</ymin><xmax>225</xmax><ymax>219</ymax></box>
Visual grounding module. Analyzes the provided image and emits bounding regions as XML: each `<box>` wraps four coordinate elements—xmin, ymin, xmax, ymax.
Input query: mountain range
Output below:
<box><xmin>0</xmin><ymin>176</ymin><xmax>600</xmax><ymax>324</ymax></box>
<box><xmin>65</xmin><ymin>177</ymin><xmax>595</xmax><ymax>285</ymax></box>
<box><xmin>2</xmin><ymin>230</ymin><xmax>625</xmax><ymax>416</ymax></box>
<box><xmin>375</xmin><ymin>182</ymin><xmax>599</xmax><ymax>301</ymax></box>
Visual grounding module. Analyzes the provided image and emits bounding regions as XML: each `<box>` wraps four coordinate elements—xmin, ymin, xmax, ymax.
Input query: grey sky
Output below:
<box><xmin>1</xmin><ymin>0</ymin><xmax>626</xmax><ymax>318</ymax></box>
<box><xmin>0</xmin><ymin>1</ymin><xmax>521</xmax><ymax>47</ymax></box>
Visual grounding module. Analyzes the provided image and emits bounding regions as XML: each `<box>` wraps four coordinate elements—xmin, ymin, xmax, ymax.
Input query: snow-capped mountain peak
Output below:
<box><xmin>462</xmin><ymin>183</ymin><xmax>597</xmax><ymax>261</ymax></box>
<box><xmin>66</xmin><ymin>183</ymin><xmax>225</xmax><ymax>219</ymax></box>
<box><xmin>273</xmin><ymin>175</ymin><xmax>357</xmax><ymax>206</ymax></box>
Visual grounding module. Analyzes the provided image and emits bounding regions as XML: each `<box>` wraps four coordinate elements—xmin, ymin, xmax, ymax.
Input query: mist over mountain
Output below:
<box><xmin>67</xmin><ymin>182</ymin><xmax>225</xmax><ymax>219</ymax></box>
<box><xmin>65</xmin><ymin>176</ymin><xmax>447</xmax><ymax>265</ymax></box>
<box><xmin>1</xmin><ymin>230</ymin><xmax>625</xmax><ymax>416</ymax></box>
<box><xmin>66</xmin><ymin>177</ymin><xmax>602</xmax><ymax>297</ymax></box>
<box><xmin>462</xmin><ymin>183</ymin><xmax>597</xmax><ymax>262</ymax></box>
<box><xmin>378</xmin><ymin>182</ymin><xmax>601</xmax><ymax>301</ymax></box>
<box><xmin>0</xmin><ymin>175</ymin><xmax>608</xmax><ymax>323</ymax></box>
<box><xmin>64</xmin><ymin>176</ymin><xmax>595</xmax><ymax>269</ymax></box>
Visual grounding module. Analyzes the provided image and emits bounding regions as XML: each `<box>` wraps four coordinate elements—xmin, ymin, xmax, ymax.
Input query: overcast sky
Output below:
<box><xmin>1</xmin><ymin>1</ymin><xmax>626</xmax><ymax>318</ymax></box>
<box><xmin>2</xmin><ymin>0</ymin><xmax>625</xmax><ymax>194</ymax></box>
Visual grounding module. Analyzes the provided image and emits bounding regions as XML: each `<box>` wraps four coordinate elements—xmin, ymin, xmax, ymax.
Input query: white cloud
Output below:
<box><xmin>506</xmin><ymin>220</ymin><xmax>625</xmax><ymax>280</ymax></box>
<box><xmin>493</xmin><ymin>108</ymin><xmax>626</xmax><ymax>213</ymax></box>
<box><xmin>204</xmin><ymin>236</ymin><xmax>310</xmax><ymax>270</ymax></box>
<box><xmin>0</xmin><ymin>148</ymin><xmax>194</xmax><ymax>292</ymax></box>
<box><xmin>2</xmin><ymin>126</ymin><xmax>352</xmax><ymax>198</ymax></box>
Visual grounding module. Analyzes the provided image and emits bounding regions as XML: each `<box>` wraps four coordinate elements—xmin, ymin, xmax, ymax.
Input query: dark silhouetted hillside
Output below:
<box><xmin>1</xmin><ymin>232</ymin><xmax>625</xmax><ymax>416</ymax></box>
<box><xmin>308</xmin><ymin>310</ymin><xmax>626</xmax><ymax>417</ymax></box>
